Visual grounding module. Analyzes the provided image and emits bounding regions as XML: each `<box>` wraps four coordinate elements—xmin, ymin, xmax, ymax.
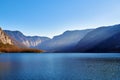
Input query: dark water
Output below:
<box><xmin>0</xmin><ymin>53</ymin><xmax>120</xmax><ymax>80</ymax></box>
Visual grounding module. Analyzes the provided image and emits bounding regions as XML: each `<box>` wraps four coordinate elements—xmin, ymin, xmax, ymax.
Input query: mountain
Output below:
<box><xmin>37</xmin><ymin>29</ymin><xmax>93</xmax><ymax>52</ymax></box>
<box><xmin>73</xmin><ymin>24</ymin><xmax>120</xmax><ymax>52</ymax></box>
<box><xmin>4</xmin><ymin>30</ymin><xmax>50</xmax><ymax>48</ymax></box>
<box><xmin>0</xmin><ymin>28</ymin><xmax>43</xmax><ymax>53</ymax></box>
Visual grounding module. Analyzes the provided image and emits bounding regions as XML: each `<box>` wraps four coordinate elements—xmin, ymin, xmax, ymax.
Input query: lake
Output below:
<box><xmin>0</xmin><ymin>53</ymin><xmax>120</xmax><ymax>80</ymax></box>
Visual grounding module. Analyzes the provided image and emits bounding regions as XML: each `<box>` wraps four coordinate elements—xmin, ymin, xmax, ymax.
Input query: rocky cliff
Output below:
<box><xmin>0</xmin><ymin>28</ymin><xmax>13</xmax><ymax>45</ymax></box>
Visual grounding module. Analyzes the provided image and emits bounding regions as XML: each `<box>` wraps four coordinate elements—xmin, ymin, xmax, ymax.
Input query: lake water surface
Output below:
<box><xmin>0</xmin><ymin>53</ymin><xmax>120</xmax><ymax>80</ymax></box>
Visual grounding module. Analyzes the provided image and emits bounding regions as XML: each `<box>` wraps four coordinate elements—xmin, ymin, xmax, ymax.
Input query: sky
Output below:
<box><xmin>0</xmin><ymin>0</ymin><xmax>120</xmax><ymax>38</ymax></box>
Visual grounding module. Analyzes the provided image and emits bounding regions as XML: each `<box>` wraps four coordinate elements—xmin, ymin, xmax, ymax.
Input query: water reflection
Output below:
<box><xmin>0</xmin><ymin>53</ymin><xmax>120</xmax><ymax>80</ymax></box>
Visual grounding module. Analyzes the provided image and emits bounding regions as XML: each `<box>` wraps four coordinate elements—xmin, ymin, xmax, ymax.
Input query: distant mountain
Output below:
<box><xmin>37</xmin><ymin>29</ymin><xmax>93</xmax><ymax>52</ymax></box>
<box><xmin>4</xmin><ymin>30</ymin><xmax>50</xmax><ymax>48</ymax></box>
<box><xmin>73</xmin><ymin>24</ymin><xmax>120</xmax><ymax>52</ymax></box>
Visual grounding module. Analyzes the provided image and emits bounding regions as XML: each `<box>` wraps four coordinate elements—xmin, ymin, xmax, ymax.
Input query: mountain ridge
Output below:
<box><xmin>37</xmin><ymin>29</ymin><xmax>93</xmax><ymax>52</ymax></box>
<box><xmin>4</xmin><ymin>30</ymin><xmax>51</xmax><ymax>48</ymax></box>
<box><xmin>2</xmin><ymin>24</ymin><xmax>120</xmax><ymax>53</ymax></box>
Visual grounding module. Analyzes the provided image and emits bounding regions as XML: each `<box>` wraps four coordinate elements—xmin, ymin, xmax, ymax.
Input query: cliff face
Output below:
<box><xmin>0</xmin><ymin>28</ymin><xmax>13</xmax><ymax>45</ymax></box>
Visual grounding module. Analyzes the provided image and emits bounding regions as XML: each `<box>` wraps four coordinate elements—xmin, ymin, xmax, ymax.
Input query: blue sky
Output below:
<box><xmin>0</xmin><ymin>0</ymin><xmax>120</xmax><ymax>38</ymax></box>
